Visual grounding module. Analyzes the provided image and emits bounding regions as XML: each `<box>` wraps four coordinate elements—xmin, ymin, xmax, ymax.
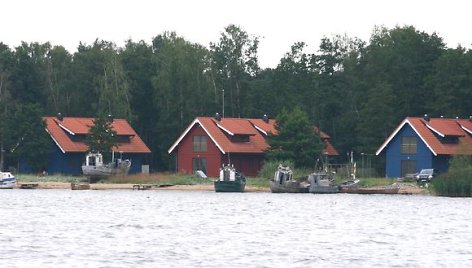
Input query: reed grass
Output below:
<box><xmin>357</xmin><ymin>177</ymin><xmax>397</xmax><ymax>187</ymax></box>
<box><xmin>432</xmin><ymin>167</ymin><xmax>472</xmax><ymax>197</ymax></box>
<box><xmin>106</xmin><ymin>172</ymin><xmax>213</xmax><ymax>185</ymax></box>
<box><xmin>16</xmin><ymin>174</ymin><xmax>84</xmax><ymax>183</ymax></box>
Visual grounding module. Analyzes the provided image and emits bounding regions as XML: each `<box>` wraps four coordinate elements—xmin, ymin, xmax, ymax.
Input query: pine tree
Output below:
<box><xmin>86</xmin><ymin>114</ymin><xmax>117</xmax><ymax>156</ymax></box>
<box><xmin>266</xmin><ymin>106</ymin><xmax>325</xmax><ymax>168</ymax></box>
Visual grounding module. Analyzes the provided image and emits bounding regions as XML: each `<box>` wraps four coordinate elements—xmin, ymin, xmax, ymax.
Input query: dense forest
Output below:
<box><xmin>0</xmin><ymin>25</ymin><xmax>471</xmax><ymax>172</ymax></box>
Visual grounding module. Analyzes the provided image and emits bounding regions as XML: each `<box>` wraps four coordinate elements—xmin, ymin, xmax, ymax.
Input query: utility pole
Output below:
<box><xmin>222</xmin><ymin>89</ymin><xmax>225</xmax><ymax>118</ymax></box>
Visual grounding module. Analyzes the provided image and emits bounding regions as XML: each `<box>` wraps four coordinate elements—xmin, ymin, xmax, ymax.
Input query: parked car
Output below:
<box><xmin>415</xmin><ymin>169</ymin><xmax>435</xmax><ymax>182</ymax></box>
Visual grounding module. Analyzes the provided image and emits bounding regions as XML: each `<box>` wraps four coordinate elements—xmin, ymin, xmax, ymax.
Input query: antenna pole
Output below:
<box><xmin>222</xmin><ymin>89</ymin><xmax>225</xmax><ymax>118</ymax></box>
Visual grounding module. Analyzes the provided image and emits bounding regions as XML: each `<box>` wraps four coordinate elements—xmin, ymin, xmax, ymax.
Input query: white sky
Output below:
<box><xmin>2</xmin><ymin>0</ymin><xmax>471</xmax><ymax>68</ymax></box>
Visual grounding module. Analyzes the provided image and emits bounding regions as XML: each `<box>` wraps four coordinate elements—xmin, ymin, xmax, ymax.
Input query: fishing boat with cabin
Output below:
<box><xmin>214</xmin><ymin>164</ymin><xmax>246</xmax><ymax>192</ymax></box>
<box><xmin>82</xmin><ymin>152</ymin><xmax>131</xmax><ymax>181</ymax></box>
<box><xmin>269</xmin><ymin>164</ymin><xmax>309</xmax><ymax>193</ymax></box>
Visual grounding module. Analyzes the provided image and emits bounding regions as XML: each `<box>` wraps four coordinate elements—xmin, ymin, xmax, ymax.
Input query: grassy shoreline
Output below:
<box><xmin>16</xmin><ymin>173</ymin><xmax>270</xmax><ymax>188</ymax></box>
<box><xmin>15</xmin><ymin>173</ymin><xmax>429</xmax><ymax>195</ymax></box>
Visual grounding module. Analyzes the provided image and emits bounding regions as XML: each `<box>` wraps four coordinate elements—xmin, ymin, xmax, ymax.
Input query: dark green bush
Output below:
<box><xmin>432</xmin><ymin>166</ymin><xmax>472</xmax><ymax>197</ymax></box>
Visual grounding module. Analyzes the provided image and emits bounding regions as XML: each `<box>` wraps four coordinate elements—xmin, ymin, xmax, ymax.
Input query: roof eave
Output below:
<box><xmin>217</xmin><ymin>124</ymin><xmax>234</xmax><ymax>136</ymax></box>
<box><xmin>58</xmin><ymin>123</ymin><xmax>76</xmax><ymax>136</ymax></box>
<box><xmin>426</xmin><ymin>124</ymin><xmax>445</xmax><ymax>137</ymax></box>
<box><xmin>253</xmin><ymin>125</ymin><xmax>268</xmax><ymax>136</ymax></box>
<box><xmin>460</xmin><ymin>125</ymin><xmax>472</xmax><ymax>135</ymax></box>
<box><xmin>376</xmin><ymin>118</ymin><xmax>438</xmax><ymax>156</ymax></box>
<box><xmin>167</xmin><ymin>118</ymin><xmax>226</xmax><ymax>154</ymax></box>
<box><xmin>45</xmin><ymin>128</ymin><xmax>66</xmax><ymax>154</ymax></box>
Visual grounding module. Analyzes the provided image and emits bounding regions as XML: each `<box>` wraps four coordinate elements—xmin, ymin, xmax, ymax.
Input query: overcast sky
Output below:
<box><xmin>2</xmin><ymin>0</ymin><xmax>471</xmax><ymax>68</ymax></box>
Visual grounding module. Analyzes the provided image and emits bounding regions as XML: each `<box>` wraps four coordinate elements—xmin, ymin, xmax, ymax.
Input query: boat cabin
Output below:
<box><xmin>274</xmin><ymin>165</ymin><xmax>293</xmax><ymax>184</ymax></box>
<box><xmin>219</xmin><ymin>165</ymin><xmax>237</xmax><ymax>181</ymax></box>
<box><xmin>85</xmin><ymin>153</ymin><xmax>103</xmax><ymax>167</ymax></box>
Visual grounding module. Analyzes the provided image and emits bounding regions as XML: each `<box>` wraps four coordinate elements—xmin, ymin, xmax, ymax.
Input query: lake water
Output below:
<box><xmin>1</xmin><ymin>189</ymin><xmax>472</xmax><ymax>267</ymax></box>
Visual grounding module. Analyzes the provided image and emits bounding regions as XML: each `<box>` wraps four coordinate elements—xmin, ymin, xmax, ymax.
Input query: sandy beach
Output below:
<box><xmin>15</xmin><ymin>181</ymin><xmax>427</xmax><ymax>194</ymax></box>
<box><xmin>18</xmin><ymin>181</ymin><xmax>270</xmax><ymax>192</ymax></box>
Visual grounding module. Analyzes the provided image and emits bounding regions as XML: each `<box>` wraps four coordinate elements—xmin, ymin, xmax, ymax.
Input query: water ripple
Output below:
<box><xmin>2</xmin><ymin>190</ymin><xmax>472</xmax><ymax>267</ymax></box>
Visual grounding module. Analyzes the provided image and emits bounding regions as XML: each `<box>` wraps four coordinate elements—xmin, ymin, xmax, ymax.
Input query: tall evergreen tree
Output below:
<box><xmin>266</xmin><ymin>106</ymin><xmax>325</xmax><ymax>168</ymax></box>
<box><xmin>6</xmin><ymin>104</ymin><xmax>51</xmax><ymax>172</ymax></box>
<box><xmin>86</xmin><ymin>114</ymin><xmax>117</xmax><ymax>156</ymax></box>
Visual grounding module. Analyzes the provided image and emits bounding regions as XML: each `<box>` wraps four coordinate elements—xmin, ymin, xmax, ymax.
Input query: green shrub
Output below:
<box><xmin>432</xmin><ymin>166</ymin><xmax>472</xmax><ymax>197</ymax></box>
<box><xmin>258</xmin><ymin>160</ymin><xmax>295</xmax><ymax>179</ymax></box>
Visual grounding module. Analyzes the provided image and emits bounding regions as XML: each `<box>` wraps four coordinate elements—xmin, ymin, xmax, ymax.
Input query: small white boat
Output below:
<box><xmin>82</xmin><ymin>152</ymin><xmax>131</xmax><ymax>180</ymax></box>
<box><xmin>0</xmin><ymin>172</ymin><xmax>16</xmax><ymax>189</ymax></box>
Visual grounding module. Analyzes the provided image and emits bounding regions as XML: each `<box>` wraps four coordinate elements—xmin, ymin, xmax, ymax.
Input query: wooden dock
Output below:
<box><xmin>133</xmin><ymin>184</ymin><xmax>152</xmax><ymax>190</ymax></box>
<box><xmin>71</xmin><ymin>183</ymin><xmax>90</xmax><ymax>190</ymax></box>
<box><xmin>19</xmin><ymin>183</ymin><xmax>39</xmax><ymax>189</ymax></box>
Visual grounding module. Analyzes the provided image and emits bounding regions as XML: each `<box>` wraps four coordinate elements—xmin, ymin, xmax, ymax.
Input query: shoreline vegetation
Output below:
<box><xmin>15</xmin><ymin>173</ymin><xmax>429</xmax><ymax>195</ymax></box>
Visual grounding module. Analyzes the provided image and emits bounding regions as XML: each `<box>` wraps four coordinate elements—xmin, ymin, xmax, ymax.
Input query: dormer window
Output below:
<box><xmin>232</xmin><ymin>134</ymin><xmax>250</xmax><ymax>143</ymax></box>
<box><xmin>441</xmin><ymin>136</ymin><xmax>459</xmax><ymax>144</ymax></box>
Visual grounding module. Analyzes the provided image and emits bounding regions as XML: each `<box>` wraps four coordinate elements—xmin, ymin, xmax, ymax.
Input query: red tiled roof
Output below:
<box><xmin>248</xmin><ymin>119</ymin><xmax>277</xmax><ymax>135</ymax></box>
<box><xmin>44</xmin><ymin>116</ymin><xmax>151</xmax><ymax>153</ymax></box>
<box><xmin>168</xmin><ymin>117</ymin><xmax>339</xmax><ymax>156</ymax></box>
<box><xmin>216</xmin><ymin>119</ymin><xmax>258</xmax><ymax>136</ymax></box>
<box><xmin>376</xmin><ymin>117</ymin><xmax>472</xmax><ymax>156</ymax></box>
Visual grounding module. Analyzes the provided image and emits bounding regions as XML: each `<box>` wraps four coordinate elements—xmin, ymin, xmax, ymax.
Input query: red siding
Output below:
<box><xmin>177</xmin><ymin>124</ymin><xmax>222</xmax><ymax>177</ymax></box>
<box><xmin>221</xmin><ymin>153</ymin><xmax>264</xmax><ymax>177</ymax></box>
<box><xmin>177</xmin><ymin>123</ymin><xmax>265</xmax><ymax>177</ymax></box>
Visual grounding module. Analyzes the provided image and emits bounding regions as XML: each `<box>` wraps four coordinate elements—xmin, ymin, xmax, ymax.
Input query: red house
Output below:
<box><xmin>168</xmin><ymin>116</ymin><xmax>339</xmax><ymax>177</ymax></box>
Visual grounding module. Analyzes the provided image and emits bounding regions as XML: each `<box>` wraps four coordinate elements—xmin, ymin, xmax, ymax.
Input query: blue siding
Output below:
<box><xmin>384</xmin><ymin>124</ymin><xmax>449</xmax><ymax>177</ymax></box>
<box><xmin>385</xmin><ymin>124</ymin><xmax>432</xmax><ymax>177</ymax></box>
<box><xmin>47</xmin><ymin>146</ymin><xmax>83</xmax><ymax>175</ymax></box>
<box><xmin>121</xmin><ymin>153</ymin><xmax>147</xmax><ymax>174</ymax></box>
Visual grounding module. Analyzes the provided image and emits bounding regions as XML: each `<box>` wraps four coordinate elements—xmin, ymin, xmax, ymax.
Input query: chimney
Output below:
<box><xmin>469</xmin><ymin>116</ymin><xmax>472</xmax><ymax>122</ymax></box>
<box><xmin>215</xmin><ymin>112</ymin><xmax>222</xmax><ymax>121</ymax></box>
<box><xmin>423</xmin><ymin>114</ymin><xmax>430</xmax><ymax>122</ymax></box>
<box><xmin>57</xmin><ymin>112</ymin><xmax>63</xmax><ymax>121</ymax></box>
<box><xmin>262</xmin><ymin>114</ymin><xmax>269</xmax><ymax>123</ymax></box>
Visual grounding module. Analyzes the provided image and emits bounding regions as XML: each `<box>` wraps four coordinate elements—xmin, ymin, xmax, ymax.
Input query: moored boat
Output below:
<box><xmin>269</xmin><ymin>165</ymin><xmax>308</xmax><ymax>193</ymax></box>
<box><xmin>308</xmin><ymin>171</ymin><xmax>339</xmax><ymax>194</ymax></box>
<box><xmin>0</xmin><ymin>172</ymin><xmax>16</xmax><ymax>189</ymax></box>
<box><xmin>338</xmin><ymin>179</ymin><xmax>360</xmax><ymax>192</ymax></box>
<box><xmin>214</xmin><ymin>165</ymin><xmax>246</xmax><ymax>192</ymax></box>
<box><xmin>340</xmin><ymin>184</ymin><xmax>400</xmax><ymax>194</ymax></box>
<box><xmin>82</xmin><ymin>152</ymin><xmax>131</xmax><ymax>181</ymax></box>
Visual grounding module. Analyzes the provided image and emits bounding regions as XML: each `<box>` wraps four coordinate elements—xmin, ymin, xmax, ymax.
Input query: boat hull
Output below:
<box><xmin>214</xmin><ymin>180</ymin><xmax>245</xmax><ymax>192</ymax></box>
<box><xmin>269</xmin><ymin>180</ymin><xmax>308</xmax><ymax>193</ymax></box>
<box><xmin>308</xmin><ymin>172</ymin><xmax>338</xmax><ymax>194</ymax></box>
<box><xmin>341</xmin><ymin>187</ymin><xmax>400</xmax><ymax>194</ymax></box>
<box><xmin>309</xmin><ymin>185</ymin><xmax>340</xmax><ymax>194</ymax></box>
<box><xmin>0</xmin><ymin>175</ymin><xmax>16</xmax><ymax>189</ymax></box>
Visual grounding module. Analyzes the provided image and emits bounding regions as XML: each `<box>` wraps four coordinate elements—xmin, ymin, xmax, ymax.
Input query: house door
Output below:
<box><xmin>192</xmin><ymin>158</ymin><xmax>207</xmax><ymax>175</ymax></box>
<box><xmin>401</xmin><ymin>160</ymin><xmax>416</xmax><ymax>177</ymax></box>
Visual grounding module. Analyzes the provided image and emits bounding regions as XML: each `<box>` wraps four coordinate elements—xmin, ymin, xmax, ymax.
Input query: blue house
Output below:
<box><xmin>20</xmin><ymin>115</ymin><xmax>151</xmax><ymax>175</ymax></box>
<box><xmin>376</xmin><ymin>116</ymin><xmax>472</xmax><ymax>178</ymax></box>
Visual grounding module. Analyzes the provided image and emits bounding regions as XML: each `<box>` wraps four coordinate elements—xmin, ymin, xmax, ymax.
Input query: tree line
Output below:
<box><xmin>0</xmin><ymin>25</ymin><xmax>471</xmax><ymax>172</ymax></box>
